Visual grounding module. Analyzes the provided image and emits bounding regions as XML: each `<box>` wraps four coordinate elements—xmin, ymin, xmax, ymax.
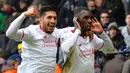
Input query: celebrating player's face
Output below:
<box><xmin>41</xmin><ymin>11</ymin><xmax>57</xmax><ymax>34</ymax></box>
<box><xmin>77</xmin><ymin>10</ymin><xmax>92</xmax><ymax>33</ymax></box>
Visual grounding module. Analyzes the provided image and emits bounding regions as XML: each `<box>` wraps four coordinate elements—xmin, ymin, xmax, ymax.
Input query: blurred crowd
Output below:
<box><xmin>0</xmin><ymin>0</ymin><xmax>130</xmax><ymax>73</ymax></box>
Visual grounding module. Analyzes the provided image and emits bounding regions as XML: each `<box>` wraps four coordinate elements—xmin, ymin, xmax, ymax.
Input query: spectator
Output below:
<box><xmin>107</xmin><ymin>22</ymin><xmax>126</xmax><ymax>50</ymax></box>
<box><xmin>122</xmin><ymin>0</ymin><xmax>129</xmax><ymax>14</ymax></box>
<box><xmin>2</xmin><ymin>59</ymin><xmax>18</xmax><ymax>73</ymax></box>
<box><xmin>102</xmin><ymin>52</ymin><xmax>126</xmax><ymax>73</ymax></box>
<box><xmin>0</xmin><ymin>0</ymin><xmax>4</xmax><ymax>34</ymax></box>
<box><xmin>0</xmin><ymin>48</ymin><xmax>5</xmax><ymax>73</ymax></box>
<box><xmin>100</xmin><ymin>11</ymin><xmax>110</xmax><ymax>32</ymax></box>
<box><xmin>127</xmin><ymin>0</ymin><xmax>130</xmax><ymax>14</ymax></box>
<box><xmin>18</xmin><ymin>0</ymin><xmax>32</xmax><ymax>12</ymax></box>
<box><xmin>122</xmin><ymin>49</ymin><xmax>130</xmax><ymax>73</ymax></box>
<box><xmin>0</xmin><ymin>35</ymin><xmax>6</xmax><ymax>51</ymax></box>
<box><xmin>95</xmin><ymin>51</ymin><xmax>106</xmax><ymax>73</ymax></box>
<box><xmin>86</xmin><ymin>0</ymin><xmax>100</xmax><ymax>21</ymax></box>
<box><xmin>121</xmin><ymin>13</ymin><xmax>130</xmax><ymax>48</ymax></box>
<box><xmin>1</xmin><ymin>0</ymin><xmax>20</xmax><ymax>33</ymax></box>
<box><xmin>3</xmin><ymin>43</ymin><xmax>22</xmax><ymax>67</ymax></box>
<box><xmin>95</xmin><ymin>0</ymin><xmax>113</xmax><ymax>14</ymax></box>
<box><xmin>57</xmin><ymin>0</ymin><xmax>75</xmax><ymax>28</ymax></box>
<box><xmin>108</xmin><ymin>0</ymin><xmax>125</xmax><ymax>26</ymax></box>
<box><xmin>57</xmin><ymin>0</ymin><xmax>86</xmax><ymax>28</ymax></box>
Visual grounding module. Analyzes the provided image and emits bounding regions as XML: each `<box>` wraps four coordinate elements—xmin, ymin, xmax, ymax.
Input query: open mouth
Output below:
<box><xmin>49</xmin><ymin>26</ymin><xmax>55</xmax><ymax>28</ymax></box>
<box><xmin>47</xmin><ymin>23</ymin><xmax>56</xmax><ymax>31</ymax></box>
<box><xmin>48</xmin><ymin>23</ymin><xmax>55</xmax><ymax>27</ymax></box>
<box><xmin>49</xmin><ymin>25</ymin><xmax>55</xmax><ymax>29</ymax></box>
<box><xmin>48</xmin><ymin>25</ymin><xmax>55</xmax><ymax>31</ymax></box>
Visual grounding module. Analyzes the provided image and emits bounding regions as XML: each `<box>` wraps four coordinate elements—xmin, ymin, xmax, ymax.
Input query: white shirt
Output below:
<box><xmin>61</xmin><ymin>31</ymin><xmax>105</xmax><ymax>73</ymax></box>
<box><xmin>18</xmin><ymin>25</ymin><xmax>61</xmax><ymax>73</ymax></box>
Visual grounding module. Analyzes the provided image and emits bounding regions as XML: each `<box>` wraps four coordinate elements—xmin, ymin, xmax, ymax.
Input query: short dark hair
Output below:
<box><xmin>74</xmin><ymin>7</ymin><xmax>92</xmax><ymax>17</ymax></box>
<box><xmin>126</xmin><ymin>12</ymin><xmax>130</xmax><ymax>16</ymax></box>
<box><xmin>40</xmin><ymin>5</ymin><xmax>56</xmax><ymax>16</ymax></box>
<box><xmin>100</xmin><ymin>11</ymin><xmax>109</xmax><ymax>17</ymax></box>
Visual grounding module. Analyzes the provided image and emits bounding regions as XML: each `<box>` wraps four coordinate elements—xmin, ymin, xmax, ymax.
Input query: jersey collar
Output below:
<box><xmin>39</xmin><ymin>24</ymin><xmax>45</xmax><ymax>32</ymax></box>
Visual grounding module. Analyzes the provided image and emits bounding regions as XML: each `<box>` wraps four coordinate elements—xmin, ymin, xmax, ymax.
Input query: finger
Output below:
<box><xmin>73</xmin><ymin>17</ymin><xmax>78</xmax><ymax>22</ymax></box>
<box><xmin>35</xmin><ymin>9</ymin><xmax>40</xmax><ymax>17</ymax></box>
<box><xmin>33</xmin><ymin>9</ymin><xmax>40</xmax><ymax>17</ymax></box>
<box><xmin>73</xmin><ymin>17</ymin><xmax>75</xmax><ymax>21</ymax></box>
<box><xmin>94</xmin><ymin>17</ymin><xmax>98</xmax><ymax>23</ymax></box>
<box><xmin>73</xmin><ymin>17</ymin><xmax>78</xmax><ymax>24</ymax></box>
<box><xmin>75</xmin><ymin>17</ymin><xmax>78</xmax><ymax>21</ymax></box>
<box><xmin>34</xmin><ymin>10</ymin><xmax>40</xmax><ymax>17</ymax></box>
<box><xmin>73</xmin><ymin>17</ymin><xmax>76</xmax><ymax>23</ymax></box>
<box><xmin>91</xmin><ymin>18</ymin><xmax>96</xmax><ymax>27</ymax></box>
<box><xmin>91</xmin><ymin>18</ymin><xmax>96</xmax><ymax>23</ymax></box>
<box><xmin>73</xmin><ymin>17</ymin><xmax>76</xmax><ymax>21</ymax></box>
<box><xmin>73</xmin><ymin>17</ymin><xmax>81</xmax><ymax>30</ymax></box>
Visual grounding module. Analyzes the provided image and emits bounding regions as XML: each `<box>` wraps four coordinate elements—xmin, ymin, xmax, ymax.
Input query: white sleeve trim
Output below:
<box><xmin>6</xmin><ymin>13</ymin><xmax>26</xmax><ymax>40</ymax></box>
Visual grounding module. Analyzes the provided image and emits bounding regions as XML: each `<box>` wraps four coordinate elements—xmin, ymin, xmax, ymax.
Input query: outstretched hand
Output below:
<box><xmin>91</xmin><ymin>17</ymin><xmax>104</xmax><ymax>34</ymax></box>
<box><xmin>73</xmin><ymin>17</ymin><xmax>81</xmax><ymax>30</ymax></box>
<box><xmin>23</xmin><ymin>7</ymin><xmax>40</xmax><ymax>18</ymax></box>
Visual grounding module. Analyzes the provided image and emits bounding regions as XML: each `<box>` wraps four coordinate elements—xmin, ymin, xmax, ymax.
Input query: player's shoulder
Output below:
<box><xmin>25</xmin><ymin>24</ymin><xmax>39</xmax><ymax>30</ymax></box>
<box><xmin>60</xmin><ymin>29</ymin><xmax>75</xmax><ymax>39</ymax></box>
<box><xmin>28</xmin><ymin>24</ymin><xmax>39</xmax><ymax>28</ymax></box>
<box><xmin>59</xmin><ymin>27</ymin><xmax>74</xmax><ymax>33</ymax></box>
<box><xmin>53</xmin><ymin>27</ymin><xmax>74</xmax><ymax>37</ymax></box>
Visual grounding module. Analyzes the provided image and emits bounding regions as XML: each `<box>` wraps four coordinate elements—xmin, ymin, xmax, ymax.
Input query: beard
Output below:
<box><xmin>42</xmin><ymin>22</ymin><xmax>56</xmax><ymax>34</ymax></box>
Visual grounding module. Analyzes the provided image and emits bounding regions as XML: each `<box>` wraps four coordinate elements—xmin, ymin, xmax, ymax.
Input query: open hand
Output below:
<box><xmin>23</xmin><ymin>7</ymin><xmax>40</xmax><ymax>18</ymax></box>
<box><xmin>91</xmin><ymin>17</ymin><xmax>104</xmax><ymax>34</ymax></box>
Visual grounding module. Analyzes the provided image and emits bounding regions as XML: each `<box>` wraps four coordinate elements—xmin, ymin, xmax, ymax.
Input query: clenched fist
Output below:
<box><xmin>23</xmin><ymin>7</ymin><xmax>40</xmax><ymax>18</ymax></box>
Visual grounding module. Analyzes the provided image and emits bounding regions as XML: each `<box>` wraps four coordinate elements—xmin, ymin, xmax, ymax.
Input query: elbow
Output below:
<box><xmin>100</xmin><ymin>42</ymin><xmax>104</xmax><ymax>50</ymax></box>
<box><xmin>6</xmin><ymin>30</ymin><xmax>10</xmax><ymax>38</ymax></box>
<box><xmin>6</xmin><ymin>30</ymin><xmax>13</xmax><ymax>39</ymax></box>
<box><xmin>98</xmin><ymin>40</ymin><xmax>104</xmax><ymax>50</ymax></box>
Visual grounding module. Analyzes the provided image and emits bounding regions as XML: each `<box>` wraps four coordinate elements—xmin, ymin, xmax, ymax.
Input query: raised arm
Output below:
<box><xmin>60</xmin><ymin>17</ymin><xmax>81</xmax><ymax>53</ymax></box>
<box><xmin>60</xmin><ymin>17</ymin><xmax>81</xmax><ymax>61</ymax></box>
<box><xmin>91</xmin><ymin>18</ymin><xmax>115</xmax><ymax>52</ymax></box>
<box><xmin>60</xmin><ymin>29</ymin><xmax>81</xmax><ymax>53</ymax></box>
<box><xmin>6</xmin><ymin>8</ymin><xmax>40</xmax><ymax>41</ymax></box>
